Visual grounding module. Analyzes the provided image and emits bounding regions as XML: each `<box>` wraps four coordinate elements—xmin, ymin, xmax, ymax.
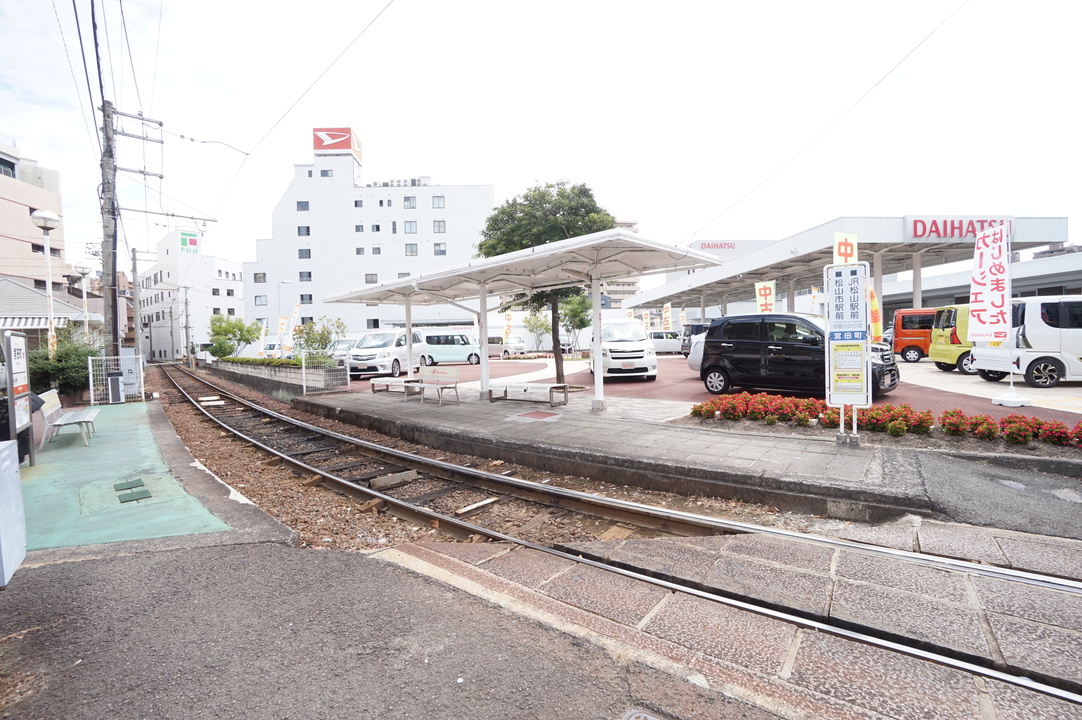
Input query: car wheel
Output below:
<box><xmin>901</xmin><ymin>346</ymin><xmax>923</xmax><ymax>363</ymax></box>
<box><xmin>419</xmin><ymin>355</ymin><xmax>429</xmax><ymax>367</ymax></box>
<box><xmin>468</xmin><ymin>353</ymin><xmax>480</xmax><ymax>365</ymax></box>
<box><xmin>1024</xmin><ymin>358</ymin><xmax>1063</xmax><ymax>388</ymax></box>
<box><xmin>703</xmin><ymin>368</ymin><xmax>732</xmax><ymax>395</ymax></box>
<box><xmin>977</xmin><ymin>369</ymin><xmax>1007</xmax><ymax>382</ymax></box>
<box><xmin>390</xmin><ymin>359</ymin><xmax>402</xmax><ymax>378</ymax></box>
<box><xmin>501</xmin><ymin>350</ymin><xmax>510</xmax><ymax>360</ymax></box>
<box><xmin>957</xmin><ymin>352</ymin><xmax>978</xmax><ymax>375</ymax></box>
<box><xmin>934</xmin><ymin>362</ymin><xmax>955</xmax><ymax>372</ymax></box>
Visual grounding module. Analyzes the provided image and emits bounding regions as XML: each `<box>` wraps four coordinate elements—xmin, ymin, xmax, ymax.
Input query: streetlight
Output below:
<box><xmin>30</xmin><ymin>210</ymin><xmax>61</xmax><ymax>359</ymax></box>
<box><xmin>75</xmin><ymin>262</ymin><xmax>93</xmax><ymax>345</ymax></box>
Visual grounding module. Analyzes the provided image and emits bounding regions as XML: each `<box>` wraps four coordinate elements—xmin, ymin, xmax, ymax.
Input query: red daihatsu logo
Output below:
<box><xmin>313</xmin><ymin>128</ymin><xmax>352</xmax><ymax>150</ymax></box>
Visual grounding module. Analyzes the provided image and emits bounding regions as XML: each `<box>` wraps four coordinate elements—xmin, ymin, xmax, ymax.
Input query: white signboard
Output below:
<box><xmin>824</xmin><ymin>262</ymin><xmax>871</xmax><ymax>408</ymax></box>
<box><xmin>967</xmin><ymin>221</ymin><xmax>1013</xmax><ymax>342</ymax></box>
<box><xmin>754</xmin><ymin>281</ymin><xmax>776</xmax><ymax>313</ymax></box>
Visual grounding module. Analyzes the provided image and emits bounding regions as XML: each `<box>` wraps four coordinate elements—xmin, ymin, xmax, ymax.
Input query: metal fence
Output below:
<box><xmin>88</xmin><ymin>356</ymin><xmax>146</xmax><ymax>405</ymax></box>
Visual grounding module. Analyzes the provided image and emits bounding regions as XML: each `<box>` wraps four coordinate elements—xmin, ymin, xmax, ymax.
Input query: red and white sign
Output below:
<box><xmin>967</xmin><ymin>221</ymin><xmax>1013</xmax><ymax>341</ymax></box>
<box><xmin>904</xmin><ymin>215</ymin><xmax>1014</xmax><ymax>242</ymax></box>
<box><xmin>833</xmin><ymin>232</ymin><xmax>858</xmax><ymax>264</ymax></box>
<box><xmin>313</xmin><ymin>128</ymin><xmax>353</xmax><ymax>151</ymax></box>
<box><xmin>755</xmin><ymin>281</ymin><xmax>776</xmax><ymax>313</ymax></box>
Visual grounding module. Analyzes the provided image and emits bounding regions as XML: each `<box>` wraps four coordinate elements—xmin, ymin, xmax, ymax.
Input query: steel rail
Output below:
<box><xmin>160</xmin><ymin>368</ymin><xmax>1081</xmax><ymax>705</ymax></box>
<box><xmin>166</xmin><ymin>367</ymin><xmax>1081</xmax><ymax>594</ymax></box>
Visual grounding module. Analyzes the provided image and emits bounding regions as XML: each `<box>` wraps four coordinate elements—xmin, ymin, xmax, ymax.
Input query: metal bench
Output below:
<box><xmin>487</xmin><ymin>383</ymin><xmax>569</xmax><ymax>407</ymax></box>
<box><xmin>37</xmin><ymin>389</ymin><xmax>100</xmax><ymax>447</ymax></box>
<box><xmin>372</xmin><ymin>367</ymin><xmax>460</xmax><ymax>406</ymax></box>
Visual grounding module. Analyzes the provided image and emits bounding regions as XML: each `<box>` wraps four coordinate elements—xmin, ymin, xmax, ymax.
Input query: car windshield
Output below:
<box><xmin>357</xmin><ymin>333</ymin><xmax>396</xmax><ymax>348</ymax></box>
<box><xmin>601</xmin><ymin>323</ymin><xmax>647</xmax><ymax>342</ymax></box>
<box><xmin>331</xmin><ymin>339</ymin><xmax>354</xmax><ymax>350</ymax></box>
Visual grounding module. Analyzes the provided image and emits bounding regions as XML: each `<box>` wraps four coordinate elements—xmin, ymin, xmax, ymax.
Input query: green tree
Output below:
<box><xmin>207</xmin><ymin>315</ymin><xmax>262</xmax><ymax>359</ymax></box>
<box><xmin>559</xmin><ymin>294</ymin><xmax>592</xmax><ymax>354</ymax></box>
<box><xmin>28</xmin><ymin>335</ymin><xmax>100</xmax><ymax>396</ymax></box>
<box><xmin>477</xmin><ymin>181</ymin><xmax>615</xmax><ymax>382</ymax></box>
<box><xmin>293</xmin><ymin>317</ymin><xmax>348</xmax><ymax>363</ymax></box>
<box><xmin>522</xmin><ymin>311</ymin><xmax>549</xmax><ymax>353</ymax></box>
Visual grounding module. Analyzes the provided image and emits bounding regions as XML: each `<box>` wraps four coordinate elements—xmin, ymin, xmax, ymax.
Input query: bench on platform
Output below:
<box><xmin>372</xmin><ymin>366</ymin><xmax>460</xmax><ymax>406</ymax></box>
<box><xmin>38</xmin><ymin>389</ymin><xmax>100</xmax><ymax>448</ymax></box>
<box><xmin>487</xmin><ymin>383</ymin><xmax>569</xmax><ymax>407</ymax></box>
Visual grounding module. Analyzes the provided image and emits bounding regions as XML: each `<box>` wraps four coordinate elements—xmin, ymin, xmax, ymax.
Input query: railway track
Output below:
<box><xmin>158</xmin><ymin>365</ymin><xmax>1082</xmax><ymax>706</ymax></box>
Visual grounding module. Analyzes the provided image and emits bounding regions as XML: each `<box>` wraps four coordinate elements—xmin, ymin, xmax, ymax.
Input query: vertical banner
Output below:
<box><xmin>641</xmin><ymin>310</ymin><xmax>650</xmax><ymax>328</ymax></box>
<box><xmin>678</xmin><ymin>309</ymin><xmax>687</xmax><ymax>328</ymax></box>
<box><xmin>503</xmin><ymin>312</ymin><xmax>513</xmax><ymax>341</ymax></box>
<box><xmin>967</xmin><ymin>221</ymin><xmax>1013</xmax><ymax>341</ymax></box>
<box><xmin>755</xmin><ymin>281</ymin><xmax>776</xmax><ymax>313</ymax></box>
<box><xmin>256</xmin><ymin>326</ymin><xmax>266</xmax><ymax>357</ymax></box>
<box><xmin>282</xmin><ymin>305</ymin><xmax>300</xmax><ymax>353</ymax></box>
<box><xmin>275</xmin><ymin>316</ymin><xmax>288</xmax><ymax>352</ymax></box>
<box><xmin>834</xmin><ymin>232</ymin><xmax>858</xmax><ymax>264</ymax></box>
<box><xmin>662</xmin><ymin>303</ymin><xmax>672</xmax><ymax>331</ymax></box>
<box><xmin>824</xmin><ymin>262</ymin><xmax>871</xmax><ymax>408</ymax></box>
<box><xmin>625</xmin><ymin>309</ymin><xmax>634</xmax><ymax>320</ymax></box>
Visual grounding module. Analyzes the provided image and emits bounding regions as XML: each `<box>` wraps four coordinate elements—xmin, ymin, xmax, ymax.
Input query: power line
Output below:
<box><xmin>690</xmin><ymin>0</ymin><xmax>972</xmax><ymax>241</ymax></box>
<box><xmin>68</xmin><ymin>0</ymin><xmax>102</xmax><ymax>154</ymax></box>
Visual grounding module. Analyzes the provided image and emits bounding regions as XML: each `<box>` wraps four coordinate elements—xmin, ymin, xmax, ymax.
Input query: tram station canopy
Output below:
<box><xmin>325</xmin><ymin>229</ymin><xmax>722</xmax><ymax>409</ymax></box>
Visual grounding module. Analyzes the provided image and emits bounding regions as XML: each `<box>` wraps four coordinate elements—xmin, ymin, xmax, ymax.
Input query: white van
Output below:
<box><xmin>970</xmin><ymin>295</ymin><xmax>1082</xmax><ymax>388</ymax></box>
<box><xmin>487</xmin><ymin>335</ymin><xmax>527</xmax><ymax>359</ymax></box>
<box><xmin>648</xmin><ymin>330</ymin><xmax>682</xmax><ymax>354</ymax></box>
<box><xmin>418</xmin><ymin>332</ymin><xmax>482</xmax><ymax>366</ymax></box>
<box><xmin>346</xmin><ymin>330</ymin><xmax>425</xmax><ymax>378</ymax></box>
<box><xmin>591</xmin><ymin>320</ymin><xmax>658</xmax><ymax>381</ymax></box>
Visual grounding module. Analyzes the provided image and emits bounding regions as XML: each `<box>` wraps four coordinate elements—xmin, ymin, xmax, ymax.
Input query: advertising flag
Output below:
<box><xmin>833</xmin><ymin>232</ymin><xmax>858</xmax><ymax>264</ymax></box>
<box><xmin>755</xmin><ymin>281</ymin><xmax>776</xmax><ymax>313</ymax></box>
<box><xmin>967</xmin><ymin>221</ymin><xmax>1012</xmax><ymax>341</ymax></box>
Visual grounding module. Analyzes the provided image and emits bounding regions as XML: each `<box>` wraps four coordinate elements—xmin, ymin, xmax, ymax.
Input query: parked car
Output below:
<box><xmin>418</xmin><ymin>332</ymin><xmax>481</xmax><ymax>365</ymax></box>
<box><xmin>487</xmin><ymin>335</ymin><xmax>527</xmax><ymax>359</ymax></box>
<box><xmin>698</xmin><ymin>313</ymin><xmax>899</xmax><ymax>397</ymax></box>
<box><xmin>330</xmin><ymin>337</ymin><xmax>365</xmax><ymax>368</ymax></box>
<box><xmin>686</xmin><ymin>333</ymin><xmax>706</xmax><ymax>373</ymax></box>
<box><xmin>648</xmin><ymin>330</ymin><xmax>682</xmax><ymax>354</ymax></box>
<box><xmin>679</xmin><ymin>321</ymin><xmax>717</xmax><ymax>356</ymax></box>
<box><xmin>589</xmin><ymin>320</ymin><xmax>657</xmax><ymax>381</ymax></box>
<box><xmin>929</xmin><ymin>304</ymin><xmax>977</xmax><ymax>374</ymax></box>
<box><xmin>891</xmin><ymin>307</ymin><xmax>936</xmax><ymax>362</ymax></box>
<box><xmin>971</xmin><ymin>295</ymin><xmax>1082</xmax><ymax>388</ymax></box>
<box><xmin>263</xmin><ymin>342</ymin><xmax>292</xmax><ymax>360</ymax></box>
<box><xmin>346</xmin><ymin>330</ymin><xmax>425</xmax><ymax>378</ymax></box>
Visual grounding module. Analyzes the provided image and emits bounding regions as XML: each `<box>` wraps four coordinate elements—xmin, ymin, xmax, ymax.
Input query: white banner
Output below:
<box><xmin>755</xmin><ymin>281</ymin><xmax>776</xmax><ymax>313</ymax></box>
<box><xmin>833</xmin><ymin>232</ymin><xmax>858</xmax><ymax>264</ymax></box>
<box><xmin>967</xmin><ymin>221</ymin><xmax>1013</xmax><ymax>342</ymax></box>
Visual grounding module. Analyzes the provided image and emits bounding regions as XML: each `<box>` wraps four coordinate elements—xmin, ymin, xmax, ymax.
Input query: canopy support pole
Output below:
<box><xmin>591</xmin><ymin>271</ymin><xmax>605</xmax><ymax>412</ymax></box>
<box><xmin>477</xmin><ymin>282</ymin><xmax>490</xmax><ymax>399</ymax></box>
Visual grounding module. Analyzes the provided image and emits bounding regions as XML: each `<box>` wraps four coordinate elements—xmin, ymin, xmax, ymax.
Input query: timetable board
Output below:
<box><xmin>824</xmin><ymin>263</ymin><xmax>871</xmax><ymax>408</ymax></box>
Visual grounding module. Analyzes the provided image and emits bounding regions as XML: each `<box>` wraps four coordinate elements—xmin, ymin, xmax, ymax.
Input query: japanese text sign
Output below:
<box><xmin>967</xmin><ymin>221</ymin><xmax>1012</xmax><ymax>341</ymax></box>
<box><xmin>823</xmin><ymin>262</ymin><xmax>871</xmax><ymax>408</ymax></box>
<box><xmin>834</xmin><ymin>232</ymin><xmax>858</xmax><ymax>265</ymax></box>
<box><xmin>755</xmin><ymin>281</ymin><xmax>776</xmax><ymax>313</ymax></box>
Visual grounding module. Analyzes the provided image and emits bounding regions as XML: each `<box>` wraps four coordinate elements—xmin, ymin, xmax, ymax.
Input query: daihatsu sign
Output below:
<box><xmin>312</xmin><ymin>127</ymin><xmax>362</xmax><ymax>160</ymax></box>
<box><xmin>904</xmin><ymin>215</ymin><xmax>1014</xmax><ymax>242</ymax></box>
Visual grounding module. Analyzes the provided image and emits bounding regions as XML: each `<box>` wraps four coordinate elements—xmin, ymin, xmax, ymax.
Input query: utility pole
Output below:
<box><xmin>183</xmin><ymin>287</ymin><xmax>193</xmax><ymax>368</ymax></box>
<box><xmin>99</xmin><ymin>100</ymin><xmax>118</xmax><ymax>357</ymax></box>
<box><xmin>131</xmin><ymin>248</ymin><xmax>141</xmax><ymax>361</ymax></box>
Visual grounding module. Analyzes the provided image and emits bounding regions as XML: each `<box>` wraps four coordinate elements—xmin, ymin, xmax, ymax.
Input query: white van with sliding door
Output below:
<box><xmin>418</xmin><ymin>332</ymin><xmax>482</xmax><ymax>366</ymax></box>
<box><xmin>970</xmin><ymin>295</ymin><xmax>1082</xmax><ymax>388</ymax></box>
<box><xmin>590</xmin><ymin>320</ymin><xmax>658</xmax><ymax>381</ymax></box>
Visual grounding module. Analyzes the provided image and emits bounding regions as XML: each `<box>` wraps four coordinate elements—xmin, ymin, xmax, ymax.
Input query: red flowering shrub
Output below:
<box><xmin>1037</xmin><ymin>419</ymin><xmax>1072</xmax><ymax>446</ymax></box>
<box><xmin>939</xmin><ymin>409</ymin><xmax>969</xmax><ymax>437</ymax></box>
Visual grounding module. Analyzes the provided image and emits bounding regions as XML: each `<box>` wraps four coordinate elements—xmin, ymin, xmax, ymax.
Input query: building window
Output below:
<box><xmin>297</xmin><ymin>201</ymin><xmax>309</xmax><ymax>211</ymax></box>
<box><xmin>227</xmin><ymin>308</ymin><xmax>236</xmax><ymax>316</ymax></box>
<box><xmin>212</xmin><ymin>308</ymin><xmax>221</xmax><ymax>315</ymax></box>
<box><xmin>372</xmin><ymin>224</ymin><xmax>380</xmax><ymax>232</ymax></box>
<box><xmin>300</xmin><ymin>316</ymin><xmax>313</xmax><ymax>325</ymax></box>
<box><xmin>307</xmin><ymin>170</ymin><xmax>313</xmax><ymax>177</ymax></box>
<box><xmin>432</xmin><ymin>195</ymin><xmax>445</xmax><ymax>209</ymax></box>
<box><xmin>298</xmin><ymin>226</ymin><xmax>310</xmax><ymax>236</ymax></box>
<box><xmin>298</xmin><ymin>249</ymin><xmax>311</xmax><ymax>259</ymax></box>
<box><xmin>434</xmin><ymin>243</ymin><xmax>447</xmax><ymax>256</ymax></box>
<box><xmin>365</xmin><ymin>273</ymin><xmax>378</xmax><ymax>283</ymax></box>
<box><xmin>398</xmin><ymin>272</ymin><xmax>410</xmax><ymax>278</ymax></box>
<box><xmin>256</xmin><ymin>318</ymin><xmax>267</xmax><ymax>327</ymax></box>
<box><xmin>379</xmin><ymin>200</ymin><xmax>385</xmax><ymax>207</ymax></box>
<box><xmin>404</xmin><ymin>221</ymin><xmax>417</xmax><ymax>234</ymax></box>
<box><xmin>31</xmin><ymin>244</ymin><xmax>43</xmax><ymax>254</ymax></box>
<box><xmin>254</xmin><ymin>272</ymin><xmax>266</xmax><ymax>283</ymax></box>
<box><xmin>403</xmin><ymin>196</ymin><xmax>416</xmax><ymax>209</ymax></box>
<box><xmin>218</xmin><ymin>270</ymin><xmax>223</xmax><ymax>277</ymax></box>
<box><xmin>392</xmin><ymin>221</ymin><xmax>397</xmax><ymax>234</ymax></box>
<box><xmin>299</xmin><ymin>271</ymin><xmax>312</xmax><ymax>282</ymax></box>
<box><xmin>255</xmin><ymin>295</ymin><xmax>268</xmax><ymax>306</ymax></box>
<box><xmin>354</xmin><ymin>199</ymin><xmax>363</xmax><ymax>208</ymax></box>
<box><xmin>355</xmin><ymin>247</ymin><xmax>365</xmax><ymax>255</ymax></box>
<box><xmin>372</xmin><ymin>247</ymin><xmax>381</xmax><ymax>255</ymax></box>
<box><xmin>366</xmin><ymin>319</ymin><xmax>380</xmax><ymax>329</ymax></box>
<box><xmin>320</xmin><ymin>169</ymin><xmax>332</xmax><ymax>177</ymax></box>
<box><xmin>226</xmin><ymin>289</ymin><xmax>234</xmax><ymax>297</ymax></box>
<box><xmin>355</xmin><ymin>225</ymin><xmax>364</xmax><ymax>232</ymax></box>
<box><xmin>433</xmin><ymin>220</ymin><xmax>446</xmax><ymax>233</ymax></box>
<box><xmin>212</xmin><ymin>288</ymin><xmax>220</xmax><ymax>296</ymax></box>
<box><xmin>34</xmin><ymin>279</ymin><xmax>46</xmax><ymax>290</ymax></box>
<box><xmin>405</xmin><ymin>243</ymin><xmax>418</xmax><ymax>256</ymax></box>
<box><xmin>300</xmin><ymin>294</ymin><xmax>313</xmax><ymax>304</ymax></box>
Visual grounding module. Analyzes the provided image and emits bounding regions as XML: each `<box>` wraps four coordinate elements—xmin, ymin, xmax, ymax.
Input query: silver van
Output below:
<box><xmin>971</xmin><ymin>296</ymin><xmax>1082</xmax><ymax>388</ymax></box>
<box><xmin>346</xmin><ymin>330</ymin><xmax>425</xmax><ymax>378</ymax></box>
<box><xmin>487</xmin><ymin>335</ymin><xmax>527</xmax><ymax>359</ymax></box>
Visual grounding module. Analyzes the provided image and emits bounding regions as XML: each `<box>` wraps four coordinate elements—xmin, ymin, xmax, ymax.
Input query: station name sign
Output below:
<box><xmin>904</xmin><ymin>215</ymin><xmax>1014</xmax><ymax>242</ymax></box>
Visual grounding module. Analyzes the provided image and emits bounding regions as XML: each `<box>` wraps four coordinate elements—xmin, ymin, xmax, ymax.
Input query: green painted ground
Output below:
<box><xmin>21</xmin><ymin>402</ymin><xmax>230</xmax><ymax>550</ymax></box>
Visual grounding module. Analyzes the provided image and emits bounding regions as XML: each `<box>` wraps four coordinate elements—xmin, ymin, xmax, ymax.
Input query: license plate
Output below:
<box><xmin>622</xmin><ymin>362</ymin><xmax>635</xmax><ymax>369</ymax></box>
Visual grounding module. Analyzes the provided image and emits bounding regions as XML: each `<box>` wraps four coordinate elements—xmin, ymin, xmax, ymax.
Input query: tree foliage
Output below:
<box><xmin>559</xmin><ymin>295</ymin><xmax>592</xmax><ymax>353</ymax></box>
<box><xmin>477</xmin><ymin>181</ymin><xmax>615</xmax><ymax>381</ymax></box>
<box><xmin>28</xmin><ymin>338</ymin><xmax>100</xmax><ymax>396</ymax></box>
<box><xmin>207</xmin><ymin>315</ymin><xmax>262</xmax><ymax>359</ymax></box>
<box><xmin>522</xmin><ymin>311</ymin><xmax>550</xmax><ymax>352</ymax></box>
<box><xmin>293</xmin><ymin>317</ymin><xmax>348</xmax><ymax>353</ymax></box>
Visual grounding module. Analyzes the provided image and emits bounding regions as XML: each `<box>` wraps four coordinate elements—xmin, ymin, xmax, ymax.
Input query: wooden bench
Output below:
<box><xmin>372</xmin><ymin>366</ymin><xmax>460</xmax><ymax>406</ymax></box>
<box><xmin>38</xmin><ymin>389</ymin><xmax>100</xmax><ymax>448</ymax></box>
<box><xmin>487</xmin><ymin>383</ymin><xmax>569</xmax><ymax>407</ymax></box>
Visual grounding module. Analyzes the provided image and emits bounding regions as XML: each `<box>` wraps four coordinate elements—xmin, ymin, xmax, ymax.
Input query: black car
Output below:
<box><xmin>698</xmin><ymin>313</ymin><xmax>900</xmax><ymax>397</ymax></box>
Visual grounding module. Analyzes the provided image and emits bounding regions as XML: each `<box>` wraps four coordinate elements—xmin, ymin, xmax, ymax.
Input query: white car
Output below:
<box><xmin>686</xmin><ymin>333</ymin><xmax>706</xmax><ymax>373</ymax></box>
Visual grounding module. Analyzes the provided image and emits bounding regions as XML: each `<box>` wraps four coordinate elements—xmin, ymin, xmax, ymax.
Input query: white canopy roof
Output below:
<box><xmin>326</xmin><ymin>229</ymin><xmax>722</xmax><ymax>410</ymax></box>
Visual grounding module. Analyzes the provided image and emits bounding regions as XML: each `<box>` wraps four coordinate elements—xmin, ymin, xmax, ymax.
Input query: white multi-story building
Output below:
<box><xmin>242</xmin><ymin>128</ymin><xmax>494</xmax><ymax>340</ymax></box>
<box><xmin>137</xmin><ymin>230</ymin><xmax>243</xmax><ymax>361</ymax></box>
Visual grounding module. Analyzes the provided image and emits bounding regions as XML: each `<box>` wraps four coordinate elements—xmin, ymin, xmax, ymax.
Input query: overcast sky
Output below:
<box><xmin>2</xmin><ymin>0</ymin><xmax>1079</xmax><ymax>272</ymax></box>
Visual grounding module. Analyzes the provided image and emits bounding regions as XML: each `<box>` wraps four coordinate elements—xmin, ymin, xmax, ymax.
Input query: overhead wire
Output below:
<box><xmin>689</xmin><ymin>0</ymin><xmax>972</xmax><ymax>241</ymax></box>
<box><xmin>54</xmin><ymin>0</ymin><xmax>100</xmax><ymax>154</ymax></box>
